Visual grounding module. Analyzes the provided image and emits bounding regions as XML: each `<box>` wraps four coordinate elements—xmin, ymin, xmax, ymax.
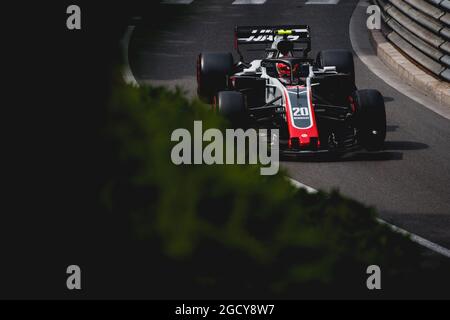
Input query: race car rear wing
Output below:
<box><xmin>235</xmin><ymin>25</ymin><xmax>311</xmax><ymax>59</ymax></box>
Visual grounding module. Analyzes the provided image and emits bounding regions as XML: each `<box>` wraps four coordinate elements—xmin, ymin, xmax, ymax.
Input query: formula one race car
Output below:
<box><xmin>196</xmin><ymin>25</ymin><xmax>386</xmax><ymax>155</ymax></box>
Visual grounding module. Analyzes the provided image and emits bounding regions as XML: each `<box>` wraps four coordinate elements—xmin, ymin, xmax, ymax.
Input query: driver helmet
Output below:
<box><xmin>276</xmin><ymin>62</ymin><xmax>299</xmax><ymax>80</ymax></box>
<box><xmin>276</xmin><ymin>63</ymin><xmax>291</xmax><ymax>78</ymax></box>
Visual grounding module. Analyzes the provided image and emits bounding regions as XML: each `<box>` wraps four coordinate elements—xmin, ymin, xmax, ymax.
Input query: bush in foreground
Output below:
<box><xmin>98</xmin><ymin>80</ymin><xmax>450</xmax><ymax>299</ymax></box>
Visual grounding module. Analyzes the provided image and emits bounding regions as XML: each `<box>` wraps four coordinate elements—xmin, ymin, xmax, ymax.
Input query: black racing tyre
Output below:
<box><xmin>353</xmin><ymin>89</ymin><xmax>386</xmax><ymax>151</ymax></box>
<box><xmin>217</xmin><ymin>91</ymin><xmax>246</xmax><ymax>127</ymax></box>
<box><xmin>197</xmin><ymin>52</ymin><xmax>234</xmax><ymax>102</ymax></box>
<box><xmin>316</xmin><ymin>49</ymin><xmax>355</xmax><ymax>86</ymax></box>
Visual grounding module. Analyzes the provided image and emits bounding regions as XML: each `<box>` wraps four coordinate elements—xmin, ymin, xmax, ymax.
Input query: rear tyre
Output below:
<box><xmin>353</xmin><ymin>89</ymin><xmax>386</xmax><ymax>151</ymax></box>
<box><xmin>217</xmin><ymin>91</ymin><xmax>246</xmax><ymax>127</ymax></box>
<box><xmin>197</xmin><ymin>53</ymin><xmax>234</xmax><ymax>102</ymax></box>
<box><xmin>316</xmin><ymin>49</ymin><xmax>355</xmax><ymax>87</ymax></box>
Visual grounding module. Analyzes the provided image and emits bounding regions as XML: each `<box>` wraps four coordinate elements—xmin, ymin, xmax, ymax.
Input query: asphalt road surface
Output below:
<box><xmin>128</xmin><ymin>0</ymin><xmax>450</xmax><ymax>250</ymax></box>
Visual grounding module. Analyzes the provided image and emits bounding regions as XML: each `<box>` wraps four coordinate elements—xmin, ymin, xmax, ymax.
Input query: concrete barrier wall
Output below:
<box><xmin>373</xmin><ymin>0</ymin><xmax>450</xmax><ymax>81</ymax></box>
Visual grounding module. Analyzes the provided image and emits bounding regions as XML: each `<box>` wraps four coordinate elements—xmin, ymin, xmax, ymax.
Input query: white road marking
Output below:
<box><xmin>232</xmin><ymin>0</ymin><xmax>267</xmax><ymax>4</ymax></box>
<box><xmin>288</xmin><ymin>178</ymin><xmax>450</xmax><ymax>258</ymax></box>
<box><xmin>161</xmin><ymin>0</ymin><xmax>194</xmax><ymax>4</ymax></box>
<box><xmin>377</xmin><ymin>219</ymin><xmax>450</xmax><ymax>258</ymax></box>
<box><xmin>305</xmin><ymin>0</ymin><xmax>340</xmax><ymax>4</ymax></box>
<box><xmin>288</xmin><ymin>178</ymin><xmax>318</xmax><ymax>194</ymax></box>
<box><xmin>121</xmin><ymin>26</ymin><xmax>139</xmax><ymax>86</ymax></box>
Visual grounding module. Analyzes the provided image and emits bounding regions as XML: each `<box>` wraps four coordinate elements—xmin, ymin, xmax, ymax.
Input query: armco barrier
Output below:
<box><xmin>373</xmin><ymin>0</ymin><xmax>450</xmax><ymax>81</ymax></box>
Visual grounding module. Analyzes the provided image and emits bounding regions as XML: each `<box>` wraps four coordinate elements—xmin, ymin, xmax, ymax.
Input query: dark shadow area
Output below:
<box><xmin>383</xmin><ymin>140</ymin><xmax>429</xmax><ymax>151</ymax></box>
<box><xmin>386</xmin><ymin>124</ymin><xmax>399</xmax><ymax>132</ymax></box>
<box><xmin>128</xmin><ymin>4</ymin><xmax>197</xmax><ymax>81</ymax></box>
<box><xmin>129</xmin><ymin>9</ymin><xmax>238</xmax><ymax>82</ymax></box>
<box><xmin>342</xmin><ymin>151</ymin><xmax>403</xmax><ymax>161</ymax></box>
<box><xmin>383</xmin><ymin>96</ymin><xmax>395</xmax><ymax>103</ymax></box>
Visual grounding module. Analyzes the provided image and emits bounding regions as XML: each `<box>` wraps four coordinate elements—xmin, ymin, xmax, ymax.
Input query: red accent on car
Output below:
<box><xmin>212</xmin><ymin>95</ymin><xmax>217</xmax><ymax>112</ymax></box>
<box><xmin>286</xmin><ymin>85</ymin><xmax>305</xmax><ymax>89</ymax></box>
<box><xmin>309</xmin><ymin>88</ymin><xmax>320</xmax><ymax>147</ymax></box>
<box><xmin>283</xmin><ymin>87</ymin><xmax>320</xmax><ymax>148</ymax></box>
<box><xmin>348</xmin><ymin>95</ymin><xmax>356</xmax><ymax>113</ymax></box>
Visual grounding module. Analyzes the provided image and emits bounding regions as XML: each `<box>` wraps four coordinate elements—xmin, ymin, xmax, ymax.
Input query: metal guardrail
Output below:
<box><xmin>373</xmin><ymin>0</ymin><xmax>450</xmax><ymax>81</ymax></box>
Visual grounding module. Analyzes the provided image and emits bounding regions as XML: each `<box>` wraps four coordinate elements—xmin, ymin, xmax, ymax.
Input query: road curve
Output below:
<box><xmin>128</xmin><ymin>0</ymin><xmax>450</xmax><ymax>249</ymax></box>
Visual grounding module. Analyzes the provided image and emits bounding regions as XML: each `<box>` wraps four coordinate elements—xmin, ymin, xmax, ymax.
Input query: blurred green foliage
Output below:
<box><xmin>100</xmin><ymin>80</ymin><xmax>447</xmax><ymax>299</ymax></box>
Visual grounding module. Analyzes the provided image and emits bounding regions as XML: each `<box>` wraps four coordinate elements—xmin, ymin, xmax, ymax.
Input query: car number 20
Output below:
<box><xmin>293</xmin><ymin>107</ymin><xmax>309</xmax><ymax>116</ymax></box>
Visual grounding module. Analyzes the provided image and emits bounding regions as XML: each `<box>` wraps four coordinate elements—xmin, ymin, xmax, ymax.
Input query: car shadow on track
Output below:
<box><xmin>386</xmin><ymin>125</ymin><xmax>399</xmax><ymax>132</ymax></box>
<box><xmin>383</xmin><ymin>140</ymin><xmax>428</xmax><ymax>151</ymax></box>
<box><xmin>281</xmin><ymin>140</ymin><xmax>429</xmax><ymax>163</ymax></box>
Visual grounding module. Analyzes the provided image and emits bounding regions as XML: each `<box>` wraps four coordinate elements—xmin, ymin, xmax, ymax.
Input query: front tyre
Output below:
<box><xmin>217</xmin><ymin>91</ymin><xmax>246</xmax><ymax>127</ymax></box>
<box><xmin>197</xmin><ymin>53</ymin><xmax>234</xmax><ymax>103</ymax></box>
<box><xmin>353</xmin><ymin>89</ymin><xmax>386</xmax><ymax>151</ymax></box>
